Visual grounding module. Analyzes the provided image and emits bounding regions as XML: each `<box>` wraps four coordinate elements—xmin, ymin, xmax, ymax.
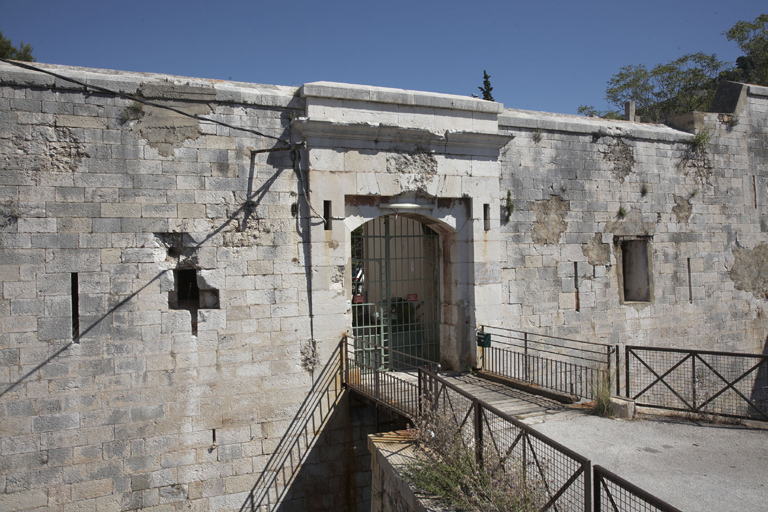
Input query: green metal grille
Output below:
<box><xmin>351</xmin><ymin>216</ymin><xmax>440</xmax><ymax>370</ymax></box>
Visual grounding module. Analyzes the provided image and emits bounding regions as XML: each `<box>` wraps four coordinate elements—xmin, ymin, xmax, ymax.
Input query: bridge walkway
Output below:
<box><xmin>439</xmin><ymin>372</ymin><xmax>564</xmax><ymax>419</ymax></box>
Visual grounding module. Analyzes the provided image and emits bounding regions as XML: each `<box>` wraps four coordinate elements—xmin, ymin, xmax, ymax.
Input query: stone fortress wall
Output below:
<box><xmin>0</xmin><ymin>61</ymin><xmax>766</xmax><ymax>510</ymax></box>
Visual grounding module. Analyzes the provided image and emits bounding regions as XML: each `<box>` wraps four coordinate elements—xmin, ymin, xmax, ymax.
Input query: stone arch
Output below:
<box><xmin>344</xmin><ymin>197</ymin><xmax>473</xmax><ymax>371</ymax></box>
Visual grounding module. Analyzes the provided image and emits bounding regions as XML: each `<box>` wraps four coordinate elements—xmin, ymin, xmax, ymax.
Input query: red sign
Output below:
<box><xmin>406</xmin><ymin>294</ymin><xmax>418</xmax><ymax>301</ymax></box>
<box><xmin>353</xmin><ymin>295</ymin><xmax>366</xmax><ymax>304</ymax></box>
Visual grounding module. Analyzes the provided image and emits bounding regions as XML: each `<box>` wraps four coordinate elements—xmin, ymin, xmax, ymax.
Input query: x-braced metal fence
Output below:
<box><xmin>420</xmin><ymin>366</ymin><xmax>592</xmax><ymax>511</ymax></box>
<box><xmin>626</xmin><ymin>346</ymin><xmax>768</xmax><ymax>421</ymax></box>
<box><xmin>479</xmin><ymin>326</ymin><xmax>619</xmax><ymax>400</ymax></box>
<box><xmin>594</xmin><ymin>465</ymin><xmax>682</xmax><ymax>512</ymax></box>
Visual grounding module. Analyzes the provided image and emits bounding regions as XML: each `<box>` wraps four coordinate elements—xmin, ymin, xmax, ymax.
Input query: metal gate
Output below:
<box><xmin>351</xmin><ymin>216</ymin><xmax>440</xmax><ymax>370</ymax></box>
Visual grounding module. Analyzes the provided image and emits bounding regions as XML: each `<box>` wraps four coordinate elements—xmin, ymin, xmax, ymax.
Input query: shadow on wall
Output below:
<box><xmin>239</xmin><ymin>343</ymin><xmax>344</xmax><ymax>511</ymax></box>
<box><xmin>0</xmin><ymin>140</ymin><xmax>291</xmax><ymax>400</ymax></box>
<box><xmin>751</xmin><ymin>336</ymin><xmax>768</xmax><ymax>416</ymax></box>
<box><xmin>239</xmin><ymin>342</ymin><xmax>408</xmax><ymax>512</ymax></box>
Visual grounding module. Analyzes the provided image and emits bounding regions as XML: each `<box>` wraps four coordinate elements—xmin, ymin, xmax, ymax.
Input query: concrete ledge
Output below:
<box><xmin>499</xmin><ymin>108</ymin><xmax>694</xmax><ymax>143</ymax></box>
<box><xmin>748</xmin><ymin>84</ymin><xmax>768</xmax><ymax>98</ymax></box>
<box><xmin>369</xmin><ymin>432</ymin><xmax>450</xmax><ymax>512</ymax></box>
<box><xmin>292</xmin><ymin>118</ymin><xmax>513</xmax><ymax>153</ymax></box>
<box><xmin>0</xmin><ymin>61</ymin><xmax>302</xmax><ymax>108</ymax></box>
<box><xmin>301</xmin><ymin>81</ymin><xmax>505</xmax><ymax>113</ymax></box>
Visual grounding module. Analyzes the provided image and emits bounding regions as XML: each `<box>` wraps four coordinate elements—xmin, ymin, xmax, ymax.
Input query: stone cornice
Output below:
<box><xmin>291</xmin><ymin>118</ymin><xmax>513</xmax><ymax>152</ymax></box>
<box><xmin>300</xmin><ymin>81</ymin><xmax>504</xmax><ymax>113</ymax></box>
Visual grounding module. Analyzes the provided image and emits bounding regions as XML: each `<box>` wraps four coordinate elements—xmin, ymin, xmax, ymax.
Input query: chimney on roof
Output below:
<box><xmin>624</xmin><ymin>101</ymin><xmax>636</xmax><ymax>122</ymax></box>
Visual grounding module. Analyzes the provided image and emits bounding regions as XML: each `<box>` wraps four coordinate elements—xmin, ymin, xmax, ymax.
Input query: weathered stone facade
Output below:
<box><xmin>0</xmin><ymin>60</ymin><xmax>767</xmax><ymax>510</ymax></box>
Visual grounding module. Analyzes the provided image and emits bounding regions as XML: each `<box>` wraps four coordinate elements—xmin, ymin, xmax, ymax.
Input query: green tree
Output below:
<box><xmin>0</xmin><ymin>31</ymin><xmax>35</xmax><ymax>62</ymax></box>
<box><xmin>478</xmin><ymin>70</ymin><xmax>494</xmax><ymax>101</ymax></box>
<box><xmin>602</xmin><ymin>53</ymin><xmax>724</xmax><ymax>122</ymax></box>
<box><xmin>724</xmin><ymin>14</ymin><xmax>768</xmax><ymax>85</ymax></box>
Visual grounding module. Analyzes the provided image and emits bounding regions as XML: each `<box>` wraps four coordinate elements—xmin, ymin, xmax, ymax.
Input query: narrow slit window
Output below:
<box><xmin>483</xmin><ymin>203</ymin><xmax>491</xmax><ymax>231</ymax></box>
<box><xmin>574</xmin><ymin>262</ymin><xmax>580</xmax><ymax>312</ymax></box>
<box><xmin>687</xmin><ymin>258</ymin><xmax>693</xmax><ymax>303</ymax></box>
<box><xmin>753</xmin><ymin>175</ymin><xmax>758</xmax><ymax>208</ymax></box>
<box><xmin>71</xmin><ymin>273</ymin><xmax>79</xmax><ymax>342</ymax></box>
<box><xmin>324</xmin><ymin>200</ymin><xmax>332</xmax><ymax>231</ymax></box>
<box><xmin>620</xmin><ymin>239</ymin><xmax>651</xmax><ymax>302</ymax></box>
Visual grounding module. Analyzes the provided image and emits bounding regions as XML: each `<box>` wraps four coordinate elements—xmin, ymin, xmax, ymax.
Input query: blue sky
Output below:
<box><xmin>1</xmin><ymin>1</ymin><xmax>765</xmax><ymax>115</ymax></box>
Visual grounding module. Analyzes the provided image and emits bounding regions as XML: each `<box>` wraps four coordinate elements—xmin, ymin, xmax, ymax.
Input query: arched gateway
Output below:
<box><xmin>351</xmin><ymin>215</ymin><xmax>440</xmax><ymax>369</ymax></box>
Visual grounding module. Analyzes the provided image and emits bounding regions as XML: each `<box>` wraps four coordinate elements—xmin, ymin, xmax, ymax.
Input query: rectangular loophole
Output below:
<box><xmin>483</xmin><ymin>203</ymin><xmax>491</xmax><ymax>231</ymax></box>
<box><xmin>324</xmin><ymin>200</ymin><xmax>332</xmax><ymax>231</ymax></box>
<box><xmin>71</xmin><ymin>273</ymin><xmax>79</xmax><ymax>342</ymax></box>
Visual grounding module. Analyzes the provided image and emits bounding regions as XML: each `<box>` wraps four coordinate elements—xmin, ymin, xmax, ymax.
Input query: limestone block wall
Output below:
<box><xmin>497</xmin><ymin>84</ymin><xmax>768</xmax><ymax>353</ymax></box>
<box><xmin>0</xmin><ymin>62</ymin><xmax>341</xmax><ymax>511</ymax></box>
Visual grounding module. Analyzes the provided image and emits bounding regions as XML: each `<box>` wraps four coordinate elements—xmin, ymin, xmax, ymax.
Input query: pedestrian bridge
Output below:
<box><xmin>243</xmin><ymin>329</ymin><xmax>767</xmax><ymax>512</ymax></box>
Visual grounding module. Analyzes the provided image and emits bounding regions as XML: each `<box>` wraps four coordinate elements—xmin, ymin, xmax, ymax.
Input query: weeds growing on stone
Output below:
<box><xmin>404</xmin><ymin>397</ymin><xmax>546</xmax><ymax>511</ymax></box>
<box><xmin>590</xmin><ymin>371</ymin><xmax>614</xmax><ymax>418</ymax></box>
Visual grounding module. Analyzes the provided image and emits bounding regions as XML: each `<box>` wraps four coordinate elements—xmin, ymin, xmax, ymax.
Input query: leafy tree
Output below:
<box><xmin>478</xmin><ymin>70</ymin><xmax>494</xmax><ymax>101</ymax></box>
<box><xmin>0</xmin><ymin>31</ymin><xmax>35</xmax><ymax>61</ymax></box>
<box><xmin>603</xmin><ymin>53</ymin><xmax>724</xmax><ymax>123</ymax></box>
<box><xmin>723</xmin><ymin>14</ymin><xmax>768</xmax><ymax>85</ymax></box>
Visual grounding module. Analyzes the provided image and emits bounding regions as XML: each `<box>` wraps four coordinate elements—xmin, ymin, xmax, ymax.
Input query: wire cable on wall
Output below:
<box><xmin>0</xmin><ymin>58</ymin><xmax>290</xmax><ymax>147</ymax></box>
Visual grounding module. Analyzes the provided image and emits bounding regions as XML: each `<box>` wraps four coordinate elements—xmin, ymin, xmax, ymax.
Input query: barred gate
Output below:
<box><xmin>351</xmin><ymin>216</ymin><xmax>441</xmax><ymax>370</ymax></box>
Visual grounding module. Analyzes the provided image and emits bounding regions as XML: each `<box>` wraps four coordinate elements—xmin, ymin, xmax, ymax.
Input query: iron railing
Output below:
<box><xmin>479</xmin><ymin>326</ymin><xmax>619</xmax><ymax>400</ymax></box>
<box><xmin>240</xmin><ymin>343</ymin><xmax>345</xmax><ymax>511</ymax></box>
<box><xmin>344</xmin><ymin>333</ymin><xmax>434</xmax><ymax>418</ymax></box>
<box><xmin>420</xmin><ymin>367</ymin><xmax>592</xmax><ymax>511</ymax></box>
<box><xmin>626</xmin><ymin>346</ymin><xmax>768</xmax><ymax>421</ymax></box>
<box><xmin>594</xmin><ymin>465</ymin><xmax>682</xmax><ymax>512</ymax></box>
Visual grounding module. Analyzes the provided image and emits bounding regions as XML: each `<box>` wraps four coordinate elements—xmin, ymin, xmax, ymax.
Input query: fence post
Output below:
<box><xmin>625</xmin><ymin>347</ymin><xmax>631</xmax><ymax>398</ymax></box>
<box><xmin>341</xmin><ymin>335</ymin><xmax>348</xmax><ymax>387</ymax></box>
<box><xmin>606</xmin><ymin>346</ymin><xmax>612</xmax><ymax>398</ymax></box>
<box><xmin>480</xmin><ymin>325</ymin><xmax>485</xmax><ymax>371</ymax></box>
<box><xmin>474</xmin><ymin>398</ymin><xmax>483</xmax><ymax>468</ymax></box>
<box><xmin>584</xmin><ymin>460</ymin><xmax>593</xmax><ymax>512</ymax></box>
<box><xmin>418</xmin><ymin>368</ymin><xmax>423</xmax><ymax>418</ymax></box>
<box><xmin>375</xmin><ymin>367</ymin><xmax>380</xmax><ymax>403</ymax></box>
<box><xmin>691</xmin><ymin>355</ymin><xmax>696</xmax><ymax>411</ymax></box>
<box><xmin>593</xmin><ymin>465</ymin><xmax>601</xmax><ymax>512</ymax></box>
<box><xmin>615</xmin><ymin>345</ymin><xmax>621</xmax><ymax>396</ymax></box>
<box><xmin>524</xmin><ymin>332</ymin><xmax>529</xmax><ymax>382</ymax></box>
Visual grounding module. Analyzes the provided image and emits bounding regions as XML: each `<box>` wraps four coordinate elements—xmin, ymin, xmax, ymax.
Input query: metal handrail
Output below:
<box><xmin>594</xmin><ymin>465</ymin><xmax>683</xmax><ymax>512</ymax></box>
<box><xmin>419</xmin><ymin>367</ymin><xmax>593</xmax><ymax>511</ymax></box>
<box><xmin>479</xmin><ymin>326</ymin><xmax>619</xmax><ymax>399</ymax></box>
<box><xmin>482</xmin><ymin>325</ymin><xmax>616</xmax><ymax>348</ymax></box>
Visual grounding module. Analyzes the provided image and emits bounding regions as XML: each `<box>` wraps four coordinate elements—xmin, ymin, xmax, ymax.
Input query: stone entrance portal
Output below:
<box><xmin>351</xmin><ymin>215</ymin><xmax>440</xmax><ymax>369</ymax></box>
